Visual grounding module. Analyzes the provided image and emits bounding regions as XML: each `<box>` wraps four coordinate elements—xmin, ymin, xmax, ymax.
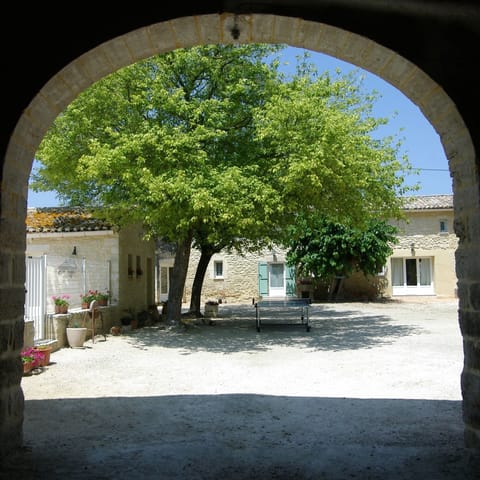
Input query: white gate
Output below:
<box><xmin>25</xmin><ymin>255</ymin><xmax>47</xmax><ymax>341</ymax></box>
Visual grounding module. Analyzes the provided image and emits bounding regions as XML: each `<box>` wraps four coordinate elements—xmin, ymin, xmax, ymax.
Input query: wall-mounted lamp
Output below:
<box><xmin>72</xmin><ymin>246</ymin><xmax>77</xmax><ymax>255</ymax></box>
<box><xmin>410</xmin><ymin>243</ymin><xmax>415</xmax><ymax>256</ymax></box>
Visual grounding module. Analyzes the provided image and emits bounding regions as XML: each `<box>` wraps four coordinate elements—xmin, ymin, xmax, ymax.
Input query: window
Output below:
<box><xmin>391</xmin><ymin>257</ymin><xmax>434</xmax><ymax>295</ymax></box>
<box><xmin>439</xmin><ymin>219</ymin><xmax>448</xmax><ymax>233</ymax></box>
<box><xmin>214</xmin><ymin>260</ymin><xmax>224</xmax><ymax>279</ymax></box>
<box><xmin>136</xmin><ymin>255</ymin><xmax>143</xmax><ymax>276</ymax></box>
<box><xmin>127</xmin><ymin>254</ymin><xmax>133</xmax><ymax>277</ymax></box>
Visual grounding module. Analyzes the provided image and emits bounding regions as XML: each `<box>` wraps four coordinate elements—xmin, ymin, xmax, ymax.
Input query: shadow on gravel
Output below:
<box><xmin>6</xmin><ymin>395</ymin><xmax>478</xmax><ymax>480</ymax></box>
<box><xmin>122</xmin><ymin>304</ymin><xmax>422</xmax><ymax>354</ymax></box>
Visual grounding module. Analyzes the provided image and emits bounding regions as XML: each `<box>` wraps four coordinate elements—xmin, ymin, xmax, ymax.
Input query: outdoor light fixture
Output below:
<box><xmin>410</xmin><ymin>243</ymin><xmax>415</xmax><ymax>256</ymax></box>
<box><xmin>72</xmin><ymin>246</ymin><xmax>77</xmax><ymax>255</ymax></box>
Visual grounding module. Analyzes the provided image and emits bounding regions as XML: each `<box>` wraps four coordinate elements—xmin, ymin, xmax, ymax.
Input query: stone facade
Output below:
<box><xmin>183</xmin><ymin>248</ymin><xmax>288</xmax><ymax>304</ymax></box>
<box><xmin>386</xmin><ymin>195</ymin><xmax>458</xmax><ymax>298</ymax></box>
<box><xmin>178</xmin><ymin>195</ymin><xmax>458</xmax><ymax>304</ymax></box>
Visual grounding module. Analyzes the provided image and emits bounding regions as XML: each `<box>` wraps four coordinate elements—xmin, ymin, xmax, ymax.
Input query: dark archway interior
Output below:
<box><xmin>2</xmin><ymin>2</ymin><xmax>479</xmax><ymax>161</ymax></box>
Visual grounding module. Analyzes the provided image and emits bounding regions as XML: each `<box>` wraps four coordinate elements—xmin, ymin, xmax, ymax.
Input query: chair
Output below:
<box><xmin>85</xmin><ymin>299</ymin><xmax>106</xmax><ymax>343</ymax></box>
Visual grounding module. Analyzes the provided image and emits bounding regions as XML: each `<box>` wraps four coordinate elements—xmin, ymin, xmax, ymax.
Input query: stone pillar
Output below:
<box><xmin>0</xmin><ymin>286</ymin><xmax>27</xmax><ymax>457</ymax></box>
<box><xmin>0</xmin><ymin>184</ymin><xmax>29</xmax><ymax>458</ymax></box>
<box><xmin>455</xmin><ymin>186</ymin><xmax>480</xmax><ymax>449</ymax></box>
<box><xmin>458</xmin><ymin>263</ymin><xmax>480</xmax><ymax>448</ymax></box>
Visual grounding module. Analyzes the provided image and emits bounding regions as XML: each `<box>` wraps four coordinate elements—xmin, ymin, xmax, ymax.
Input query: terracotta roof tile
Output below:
<box><xmin>402</xmin><ymin>194</ymin><xmax>453</xmax><ymax>210</ymax></box>
<box><xmin>26</xmin><ymin>195</ymin><xmax>453</xmax><ymax>233</ymax></box>
<box><xmin>26</xmin><ymin>207</ymin><xmax>112</xmax><ymax>233</ymax></box>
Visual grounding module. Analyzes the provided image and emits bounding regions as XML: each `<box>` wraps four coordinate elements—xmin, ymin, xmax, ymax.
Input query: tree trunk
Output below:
<box><xmin>166</xmin><ymin>232</ymin><xmax>193</xmax><ymax>325</ymax></box>
<box><xmin>189</xmin><ymin>249</ymin><xmax>215</xmax><ymax>316</ymax></box>
<box><xmin>328</xmin><ymin>276</ymin><xmax>345</xmax><ymax>301</ymax></box>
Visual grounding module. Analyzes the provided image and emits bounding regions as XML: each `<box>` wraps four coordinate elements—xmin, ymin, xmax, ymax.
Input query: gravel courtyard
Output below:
<box><xmin>5</xmin><ymin>299</ymin><xmax>479</xmax><ymax>479</ymax></box>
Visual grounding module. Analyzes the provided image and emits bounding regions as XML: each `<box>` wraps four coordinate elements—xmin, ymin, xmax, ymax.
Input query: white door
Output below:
<box><xmin>159</xmin><ymin>264</ymin><xmax>174</xmax><ymax>302</ymax></box>
<box><xmin>269</xmin><ymin>263</ymin><xmax>286</xmax><ymax>297</ymax></box>
<box><xmin>391</xmin><ymin>257</ymin><xmax>434</xmax><ymax>295</ymax></box>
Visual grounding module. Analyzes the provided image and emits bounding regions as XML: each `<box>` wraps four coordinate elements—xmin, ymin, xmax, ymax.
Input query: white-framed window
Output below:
<box><xmin>439</xmin><ymin>219</ymin><xmax>448</xmax><ymax>234</ymax></box>
<box><xmin>391</xmin><ymin>257</ymin><xmax>434</xmax><ymax>295</ymax></box>
<box><xmin>213</xmin><ymin>260</ymin><xmax>224</xmax><ymax>279</ymax></box>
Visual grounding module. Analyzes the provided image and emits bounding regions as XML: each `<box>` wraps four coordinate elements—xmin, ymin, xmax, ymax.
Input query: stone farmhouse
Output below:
<box><xmin>157</xmin><ymin>194</ymin><xmax>457</xmax><ymax>304</ymax></box>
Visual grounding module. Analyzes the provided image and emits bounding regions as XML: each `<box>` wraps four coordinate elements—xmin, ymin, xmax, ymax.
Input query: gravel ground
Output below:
<box><xmin>4</xmin><ymin>299</ymin><xmax>479</xmax><ymax>479</ymax></box>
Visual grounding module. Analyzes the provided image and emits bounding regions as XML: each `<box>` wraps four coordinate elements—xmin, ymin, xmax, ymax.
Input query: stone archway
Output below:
<box><xmin>1</xmin><ymin>13</ymin><xmax>478</xmax><ymax>454</ymax></box>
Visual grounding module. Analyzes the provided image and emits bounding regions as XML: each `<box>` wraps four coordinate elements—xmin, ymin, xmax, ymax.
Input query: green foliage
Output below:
<box><xmin>285</xmin><ymin>215</ymin><xmax>399</xmax><ymax>281</ymax></box>
<box><xmin>33</xmin><ymin>44</ymin><xmax>285</xmax><ymax>248</ymax></box>
<box><xmin>253</xmin><ymin>67</ymin><xmax>415</xmax><ymax>225</ymax></box>
<box><xmin>32</xmin><ymin>43</ymin><xmax>417</xmax><ymax>317</ymax></box>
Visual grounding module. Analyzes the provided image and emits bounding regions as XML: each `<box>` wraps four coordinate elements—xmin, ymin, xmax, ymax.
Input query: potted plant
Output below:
<box><xmin>204</xmin><ymin>300</ymin><xmax>219</xmax><ymax>318</ymax></box>
<box><xmin>66</xmin><ymin>320</ymin><xmax>87</xmax><ymax>348</ymax></box>
<box><xmin>21</xmin><ymin>347</ymin><xmax>42</xmax><ymax>375</ymax></box>
<box><xmin>34</xmin><ymin>344</ymin><xmax>53</xmax><ymax>367</ymax></box>
<box><xmin>52</xmin><ymin>294</ymin><xmax>70</xmax><ymax>314</ymax></box>
<box><xmin>96</xmin><ymin>290</ymin><xmax>110</xmax><ymax>306</ymax></box>
<box><xmin>80</xmin><ymin>290</ymin><xmax>98</xmax><ymax>309</ymax></box>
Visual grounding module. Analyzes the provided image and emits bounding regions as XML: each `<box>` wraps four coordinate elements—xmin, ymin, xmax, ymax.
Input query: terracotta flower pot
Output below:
<box><xmin>34</xmin><ymin>346</ymin><xmax>52</xmax><ymax>367</ymax></box>
<box><xmin>23</xmin><ymin>361</ymin><xmax>34</xmax><ymax>375</ymax></box>
<box><xmin>110</xmin><ymin>326</ymin><xmax>121</xmax><ymax>336</ymax></box>
<box><xmin>55</xmin><ymin>304</ymin><xmax>69</xmax><ymax>314</ymax></box>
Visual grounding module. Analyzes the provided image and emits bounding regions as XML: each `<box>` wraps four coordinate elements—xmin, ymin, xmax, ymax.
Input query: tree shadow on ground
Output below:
<box><xmin>122</xmin><ymin>304</ymin><xmax>422</xmax><ymax>354</ymax></box>
<box><xmin>7</xmin><ymin>395</ymin><xmax>478</xmax><ymax>480</ymax></box>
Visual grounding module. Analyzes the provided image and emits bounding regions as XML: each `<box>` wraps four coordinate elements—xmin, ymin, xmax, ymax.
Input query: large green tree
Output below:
<box><xmin>284</xmin><ymin>214</ymin><xmax>399</xmax><ymax>300</ymax></box>
<box><xmin>33</xmin><ymin>44</ymin><xmax>284</xmax><ymax>322</ymax></box>
<box><xmin>32</xmin><ymin>45</ymin><xmax>416</xmax><ymax>322</ymax></box>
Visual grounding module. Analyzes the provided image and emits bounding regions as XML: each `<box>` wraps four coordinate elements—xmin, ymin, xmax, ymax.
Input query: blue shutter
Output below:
<box><xmin>258</xmin><ymin>262</ymin><xmax>268</xmax><ymax>297</ymax></box>
<box><xmin>285</xmin><ymin>264</ymin><xmax>296</xmax><ymax>296</ymax></box>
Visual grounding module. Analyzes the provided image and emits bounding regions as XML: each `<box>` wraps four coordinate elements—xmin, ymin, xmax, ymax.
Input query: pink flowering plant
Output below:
<box><xmin>80</xmin><ymin>289</ymin><xmax>110</xmax><ymax>304</ymax></box>
<box><xmin>20</xmin><ymin>346</ymin><xmax>43</xmax><ymax>367</ymax></box>
<box><xmin>52</xmin><ymin>294</ymin><xmax>70</xmax><ymax>307</ymax></box>
<box><xmin>80</xmin><ymin>290</ymin><xmax>98</xmax><ymax>304</ymax></box>
<box><xmin>96</xmin><ymin>290</ymin><xmax>110</xmax><ymax>302</ymax></box>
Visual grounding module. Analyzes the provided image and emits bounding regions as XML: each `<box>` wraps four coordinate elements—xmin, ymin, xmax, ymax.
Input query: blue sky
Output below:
<box><xmin>27</xmin><ymin>47</ymin><xmax>452</xmax><ymax>208</ymax></box>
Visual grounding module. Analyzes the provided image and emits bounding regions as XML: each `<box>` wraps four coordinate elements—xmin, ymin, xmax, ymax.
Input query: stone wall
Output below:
<box><xmin>386</xmin><ymin>210</ymin><xmax>458</xmax><ymax>298</ymax></box>
<box><xmin>183</xmin><ymin>209</ymin><xmax>459</xmax><ymax>303</ymax></box>
<box><xmin>184</xmin><ymin>248</ymin><xmax>285</xmax><ymax>303</ymax></box>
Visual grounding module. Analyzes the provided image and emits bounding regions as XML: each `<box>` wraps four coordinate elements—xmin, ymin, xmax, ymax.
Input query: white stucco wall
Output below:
<box><xmin>26</xmin><ymin>230</ymin><xmax>119</xmax><ymax>311</ymax></box>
